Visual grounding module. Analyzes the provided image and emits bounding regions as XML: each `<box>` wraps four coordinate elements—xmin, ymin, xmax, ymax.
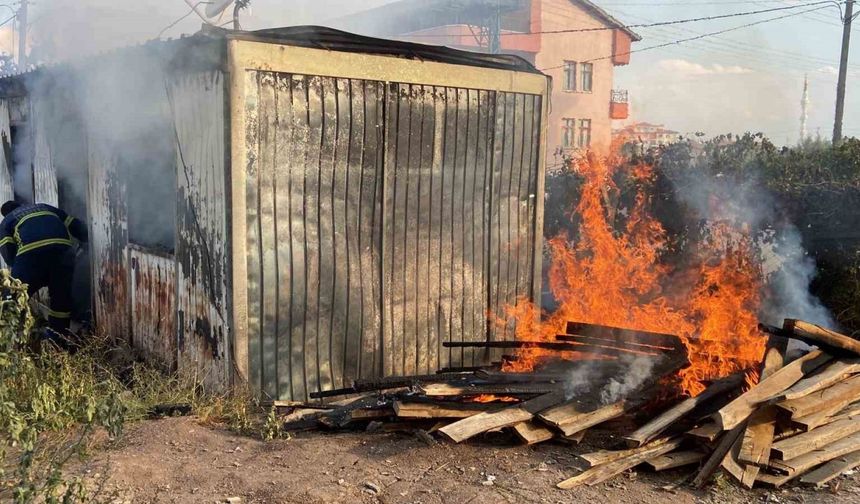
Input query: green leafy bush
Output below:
<box><xmin>0</xmin><ymin>271</ymin><xmax>125</xmax><ymax>503</ymax></box>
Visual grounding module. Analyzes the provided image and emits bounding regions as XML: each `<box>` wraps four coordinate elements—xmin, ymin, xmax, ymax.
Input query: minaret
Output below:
<box><xmin>800</xmin><ymin>74</ymin><xmax>809</xmax><ymax>142</ymax></box>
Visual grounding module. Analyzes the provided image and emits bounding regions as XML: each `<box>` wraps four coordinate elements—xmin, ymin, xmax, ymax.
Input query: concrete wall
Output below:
<box><xmin>534</xmin><ymin>0</ymin><xmax>618</xmax><ymax>160</ymax></box>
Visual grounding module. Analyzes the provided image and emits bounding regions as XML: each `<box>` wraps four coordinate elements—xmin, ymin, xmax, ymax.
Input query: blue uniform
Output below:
<box><xmin>0</xmin><ymin>203</ymin><xmax>88</xmax><ymax>330</ymax></box>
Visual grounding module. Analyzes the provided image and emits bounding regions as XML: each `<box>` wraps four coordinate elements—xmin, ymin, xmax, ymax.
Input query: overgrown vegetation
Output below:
<box><xmin>0</xmin><ymin>270</ymin><xmax>278</xmax><ymax>503</ymax></box>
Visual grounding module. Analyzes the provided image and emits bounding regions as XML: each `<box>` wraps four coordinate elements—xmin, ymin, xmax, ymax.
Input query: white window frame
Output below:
<box><xmin>578</xmin><ymin>118</ymin><xmax>592</xmax><ymax>148</ymax></box>
<box><xmin>562</xmin><ymin>118</ymin><xmax>576</xmax><ymax>148</ymax></box>
<box><xmin>562</xmin><ymin>61</ymin><xmax>577</xmax><ymax>92</ymax></box>
<box><xmin>581</xmin><ymin>62</ymin><xmax>593</xmax><ymax>93</ymax></box>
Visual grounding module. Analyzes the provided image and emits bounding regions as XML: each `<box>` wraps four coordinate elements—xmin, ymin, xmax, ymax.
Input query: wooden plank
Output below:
<box><xmin>624</xmin><ymin>374</ymin><xmax>744</xmax><ymax>448</ymax></box>
<box><xmin>645</xmin><ymin>451</ymin><xmax>705</xmax><ymax>471</ymax></box>
<box><xmin>785</xmin><ymin>319</ymin><xmax>860</xmax><ymax>356</ymax></box>
<box><xmin>720</xmin><ymin>435</ymin><xmax>747</xmax><ymax>485</ymax></box>
<box><xmin>736</xmin><ymin>339</ymin><xmax>788</xmax><ymax>484</ymax></box>
<box><xmin>560</xmin><ymin>431</ymin><xmax>586</xmax><ymax>445</ymax></box>
<box><xmin>303</xmin><ymin>75</ymin><xmax>324</xmax><ymax>396</ymax></box>
<box><xmin>714</xmin><ymin>350</ymin><xmax>831</xmax><ymax>431</ymax></box>
<box><xmin>579</xmin><ymin>443</ymin><xmax>661</xmax><ymax>469</ymax></box>
<box><xmin>273</xmin><ymin>74</ymin><xmax>294</xmax><ymax>399</ymax></box>
<box><xmin>557</xmin><ymin>438</ymin><xmax>683</xmax><ymax>489</ymax></box>
<box><xmin>442</xmin><ymin>340</ymin><xmax>662</xmax><ymax>358</ymax></box>
<box><xmin>767</xmin><ymin>431</ymin><xmax>860</xmax><ymax>483</ymax></box>
<box><xmin>772</xmin><ymin>416</ymin><xmax>860</xmax><ymax>460</ymax></box>
<box><xmin>687</xmin><ymin>422</ymin><xmax>722</xmax><ymax>443</ymax></box>
<box><xmin>693</xmin><ymin>421</ymin><xmax>746</xmax><ymax>488</ymax></box>
<box><xmin>393</xmin><ymin>401</ymin><xmax>490</xmax><ymax>419</ymax></box>
<box><xmin>782</xmin><ymin>358</ymin><xmax>860</xmax><ymax>401</ymax></box>
<box><xmin>420</xmin><ymin>382</ymin><xmax>561</xmax><ymax>397</ymax></box>
<box><xmin>793</xmin><ymin>401</ymin><xmax>858</xmax><ymax>431</ymax></box>
<box><xmin>565</xmin><ymin>321</ymin><xmax>683</xmax><ymax>351</ymax></box>
<box><xmin>777</xmin><ymin>373</ymin><xmax>860</xmax><ymax>420</ymax></box>
<box><xmin>512</xmin><ymin>420</ymin><xmax>555</xmax><ymax>445</ymax></box>
<box><xmin>288</xmin><ymin>75</ymin><xmax>310</xmax><ymax>400</ymax></box>
<box><xmin>438</xmin><ymin>391</ymin><xmax>565</xmax><ymax>443</ymax></box>
<box><xmin>799</xmin><ymin>449</ymin><xmax>860</xmax><ymax>487</ymax></box>
<box><xmin>540</xmin><ymin>400</ymin><xmax>627</xmax><ymax>437</ymax></box>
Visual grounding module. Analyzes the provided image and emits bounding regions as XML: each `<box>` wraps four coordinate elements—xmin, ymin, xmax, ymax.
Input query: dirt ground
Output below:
<box><xmin>74</xmin><ymin>416</ymin><xmax>860</xmax><ymax>504</ymax></box>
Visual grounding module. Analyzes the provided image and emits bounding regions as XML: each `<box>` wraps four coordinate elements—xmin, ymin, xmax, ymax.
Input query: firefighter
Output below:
<box><xmin>0</xmin><ymin>200</ymin><xmax>88</xmax><ymax>339</ymax></box>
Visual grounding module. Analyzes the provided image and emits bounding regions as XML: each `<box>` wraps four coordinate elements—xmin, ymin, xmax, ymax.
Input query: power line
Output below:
<box><xmin>157</xmin><ymin>1</ymin><xmax>209</xmax><ymax>39</ymax></box>
<box><xmin>547</xmin><ymin>4</ymin><xmax>852</xmax><ymax>70</ymax></box>
<box><xmin>541</xmin><ymin>4</ymin><xmax>833</xmax><ymax>69</ymax></box>
<box><xmin>612</xmin><ymin>5</ymin><xmax>858</xmax><ymax>70</ymax></box>
<box><xmin>406</xmin><ymin>1</ymin><xmax>841</xmax><ymax>38</ymax></box>
<box><xmin>599</xmin><ymin>0</ymin><xmax>790</xmax><ymax>5</ymax></box>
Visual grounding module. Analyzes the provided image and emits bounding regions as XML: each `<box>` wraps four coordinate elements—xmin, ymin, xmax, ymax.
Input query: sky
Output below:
<box><xmin>15</xmin><ymin>0</ymin><xmax>860</xmax><ymax>144</ymax></box>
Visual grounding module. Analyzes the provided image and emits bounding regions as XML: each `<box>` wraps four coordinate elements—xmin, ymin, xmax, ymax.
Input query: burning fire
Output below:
<box><xmin>502</xmin><ymin>152</ymin><xmax>767</xmax><ymax>396</ymax></box>
<box><xmin>468</xmin><ymin>394</ymin><xmax>520</xmax><ymax>403</ymax></box>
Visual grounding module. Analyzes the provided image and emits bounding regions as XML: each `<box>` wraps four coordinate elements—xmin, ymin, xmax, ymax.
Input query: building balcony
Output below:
<box><xmin>610</xmin><ymin>89</ymin><xmax>629</xmax><ymax>120</ymax></box>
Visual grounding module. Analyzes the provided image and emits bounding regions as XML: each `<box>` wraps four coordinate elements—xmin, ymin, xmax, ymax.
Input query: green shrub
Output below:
<box><xmin>0</xmin><ymin>271</ymin><xmax>125</xmax><ymax>503</ymax></box>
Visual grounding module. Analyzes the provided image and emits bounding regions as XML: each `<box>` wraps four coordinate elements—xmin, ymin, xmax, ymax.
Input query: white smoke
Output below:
<box><xmin>564</xmin><ymin>353</ymin><xmax>659</xmax><ymax>405</ymax></box>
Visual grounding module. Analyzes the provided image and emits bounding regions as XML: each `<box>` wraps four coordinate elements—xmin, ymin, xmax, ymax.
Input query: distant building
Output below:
<box><xmin>333</xmin><ymin>0</ymin><xmax>641</xmax><ymax>158</ymax></box>
<box><xmin>613</xmin><ymin>122</ymin><xmax>680</xmax><ymax>150</ymax></box>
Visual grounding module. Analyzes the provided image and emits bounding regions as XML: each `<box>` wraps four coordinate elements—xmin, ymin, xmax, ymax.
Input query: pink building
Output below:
<box><xmin>335</xmin><ymin>0</ymin><xmax>640</xmax><ymax>159</ymax></box>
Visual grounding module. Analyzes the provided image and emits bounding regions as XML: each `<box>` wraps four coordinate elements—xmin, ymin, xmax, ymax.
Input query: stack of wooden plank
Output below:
<box><xmin>556</xmin><ymin>319</ymin><xmax>860</xmax><ymax>491</ymax></box>
<box><xmin>277</xmin><ymin>318</ymin><xmax>860</xmax><ymax>493</ymax></box>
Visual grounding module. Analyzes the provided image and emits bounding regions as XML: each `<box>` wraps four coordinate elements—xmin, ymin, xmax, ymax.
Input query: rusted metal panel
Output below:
<box><xmin>31</xmin><ymin>98</ymin><xmax>58</xmax><ymax>206</ymax></box>
<box><xmin>129</xmin><ymin>246</ymin><xmax>176</xmax><ymax>369</ymax></box>
<box><xmin>167</xmin><ymin>71</ymin><xmax>231</xmax><ymax>391</ymax></box>
<box><xmin>87</xmin><ymin>134</ymin><xmax>130</xmax><ymax>341</ymax></box>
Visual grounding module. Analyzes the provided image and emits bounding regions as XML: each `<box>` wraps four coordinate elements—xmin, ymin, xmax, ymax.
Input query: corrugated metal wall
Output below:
<box><xmin>129</xmin><ymin>246</ymin><xmax>176</xmax><ymax>368</ymax></box>
<box><xmin>167</xmin><ymin>71</ymin><xmax>231</xmax><ymax>389</ymax></box>
<box><xmin>87</xmin><ymin>134</ymin><xmax>130</xmax><ymax>340</ymax></box>
<box><xmin>244</xmin><ymin>71</ymin><xmax>542</xmax><ymax>400</ymax></box>
<box><xmin>31</xmin><ymin>99</ymin><xmax>58</xmax><ymax>206</ymax></box>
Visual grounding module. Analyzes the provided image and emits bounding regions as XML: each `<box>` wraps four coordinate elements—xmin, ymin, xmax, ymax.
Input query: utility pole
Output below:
<box><xmin>17</xmin><ymin>0</ymin><xmax>27</xmax><ymax>69</ymax></box>
<box><xmin>833</xmin><ymin>0</ymin><xmax>854</xmax><ymax>145</ymax></box>
<box><xmin>800</xmin><ymin>74</ymin><xmax>809</xmax><ymax>143</ymax></box>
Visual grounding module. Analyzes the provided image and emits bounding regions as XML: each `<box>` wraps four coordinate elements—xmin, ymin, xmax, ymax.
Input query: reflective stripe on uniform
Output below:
<box><xmin>0</xmin><ymin>236</ymin><xmax>13</xmax><ymax>247</ymax></box>
<box><xmin>15</xmin><ymin>210</ymin><xmax>60</xmax><ymax>232</ymax></box>
<box><xmin>47</xmin><ymin>309</ymin><xmax>71</xmax><ymax>319</ymax></box>
<box><xmin>64</xmin><ymin>215</ymin><xmax>74</xmax><ymax>227</ymax></box>
<box><xmin>17</xmin><ymin>238</ymin><xmax>73</xmax><ymax>255</ymax></box>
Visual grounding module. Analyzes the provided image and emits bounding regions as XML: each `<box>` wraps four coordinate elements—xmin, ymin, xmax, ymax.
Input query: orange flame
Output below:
<box><xmin>467</xmin><ymin>394</ymin><xmax>520</xmax><ymax>403</ymax></box>
<box><xmin>501</xmin><ymin>152</ymin><xmax>766</xmax><ymax>397</ymax></box>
